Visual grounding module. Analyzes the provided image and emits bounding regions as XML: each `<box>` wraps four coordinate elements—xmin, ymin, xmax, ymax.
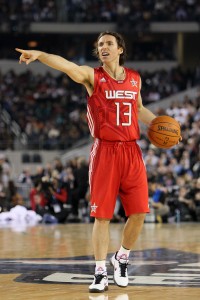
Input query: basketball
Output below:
<box><xmin>147</xmin><ymin>115</ymin><xmax>181</xmax><ymax>149</ymax></box>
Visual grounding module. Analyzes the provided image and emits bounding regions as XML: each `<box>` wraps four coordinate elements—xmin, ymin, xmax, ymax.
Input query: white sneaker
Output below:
<box><xmin>110</xmin><ymin>252</ymin><xmax>129</xmax><ymax>287</ymax></box>
<box><xmin>89</xmin><ymin>272</ymin><xmax>108</xmax><ymax>293</ymax></box>
<box><xmin>115</xmin><ymin>294</ymin><xmax>129</xmax><ymax>300</ymax></box>
<box><xmin>89</xmin><ymin>295</ymin><xmax>108</xmax><ymax>300</ymax></box>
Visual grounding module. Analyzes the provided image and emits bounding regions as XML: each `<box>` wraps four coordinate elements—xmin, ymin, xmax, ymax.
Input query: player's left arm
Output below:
<box><xmin>138</xmin><ymin>78</ymin><xmax>182</xmax><ymax>143</ymax></box>
<box><xmin>138</xmin><ymin>78</ymin><xmax>156</xmax><ymax>125</ymax></box>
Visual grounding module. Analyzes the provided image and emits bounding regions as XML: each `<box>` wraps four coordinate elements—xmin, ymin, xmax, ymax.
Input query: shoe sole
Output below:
<box><xmin>89</xmin><ymin>286</ymin><xmax>108</xmax><ymax>293</ymax></box>
<box><xmin>110</xmin><ymin>258</ymin><xmax>128</xmax><ymax>288</ymax></box>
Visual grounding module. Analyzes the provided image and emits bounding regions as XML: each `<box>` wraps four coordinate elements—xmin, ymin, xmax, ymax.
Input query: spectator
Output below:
<box><xmin>0</xmin><ymin>177</ymin><xmax>7</xmax><ymax>212</ymax></box>
<box><xmin>5</xmin><ymin>179</ymin><xmax>21</xmax><ymax>210</ymax></box>
<box><xmin>68</xmin><ymin>156</ymin><xmax>89</xmax><ymax>221</ymax></box>
<box><xmin>0</xmin><ymin>154</ymin><xmax>12</xmax><ymax>187</ymax></box>
<box><xmin>194</xmin><ymin>178</ymin><xmax>200</xmax><ymax>220</ymax></box>
<box><xmin>30</xmin><ymin>179</ymin><xmax>48</xmax><ymax>216</ymax></box>
<box><xmin>177</xmin><ymin>186</ymin><xmax>197</xmax><ymax>221</ymax></box>
<box><xmin>149</xmin><ymin>182</ymin><xmax>170</xmax><ymax>223</ymax></box>
<box><xmin>18</xmin><ymin>167</ymin><xmax>33</xmax><ymax>185</ymax></box>
<box><xmin>39</xmin><ymin>170</ymin><xmax>68</xmax><ymax>223</ymax></box>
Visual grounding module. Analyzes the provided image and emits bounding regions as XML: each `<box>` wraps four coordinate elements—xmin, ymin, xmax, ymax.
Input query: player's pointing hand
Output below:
<box><xmin>15</xmin><ymin>48</ymin><xmax>41</xmax><ymax>65</ymax></box>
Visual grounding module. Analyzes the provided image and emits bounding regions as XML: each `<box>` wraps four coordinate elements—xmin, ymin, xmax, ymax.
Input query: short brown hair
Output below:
<box><xmin>93</xmin><ymin>31</ymin><xmax>127</xmax><ymax>65</ymax></box>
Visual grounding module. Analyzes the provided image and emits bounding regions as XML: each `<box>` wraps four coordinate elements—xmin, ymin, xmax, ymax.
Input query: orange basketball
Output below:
<box><xmin>147</xmin><ymin>115</ymin><xmax>181</xmax><ymax>149</ymax></box>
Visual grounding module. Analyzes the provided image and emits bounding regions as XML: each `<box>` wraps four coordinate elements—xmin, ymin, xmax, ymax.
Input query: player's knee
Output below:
<box><xmin>128</xmin><ymin>213</ymin><xmax>146</xmax><ymax>222</ymax></box>
<box><xmin>95</xmin><ymin>217</ymin><xmax>110</xmax><ymax>224</ymax></box>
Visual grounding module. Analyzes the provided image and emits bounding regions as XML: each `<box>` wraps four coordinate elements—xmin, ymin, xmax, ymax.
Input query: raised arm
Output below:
<box><xmin>15</xmin><ymin>48</ymin><xmax>93</xmax><ymax>87</ymax></box>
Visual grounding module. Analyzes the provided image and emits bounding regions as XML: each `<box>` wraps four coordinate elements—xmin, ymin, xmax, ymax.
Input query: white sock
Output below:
<box><xmin>95</xmin><ymin>260</ymin><xmax>107</xmax><ymax>274</ymax></box>
<box><xmin>117</xmin><ymin>246</ymin><xmax>130</xmax><ymax>260</ymax></box>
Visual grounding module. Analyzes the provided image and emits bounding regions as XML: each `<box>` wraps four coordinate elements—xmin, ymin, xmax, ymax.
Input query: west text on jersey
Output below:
<box><xmin>105</xmin><ymin>90</ymin><xmax>137</xmax><ymax>100</ymax></box>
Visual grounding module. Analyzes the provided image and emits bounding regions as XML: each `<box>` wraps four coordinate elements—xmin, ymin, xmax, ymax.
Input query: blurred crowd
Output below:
<box><xmin>0</xmin><ymin>2</ymin><xmax>199</xmax><ymax>62</ymax></box>
<box><xmin>0</xmin><ymin>70</ymin><xmax>89</xmax><ymax>150</ymax></box>
<box><xmin>0</xmin><ymin>0</ymin><xmax>200</xmax><ymax>24</ymax></box>
<box><xmin>140</xmin><ymin>94</ymin><xmax>200</xmax><ymax>223</ymax></box>
<box><xmin>0</xmin><ymin>66</ymin><xmax>198</xmax><ymax>150</ymax></box>
<box><xmin>0</xmin><ymin>94</ymin><xmax>199</xmax><ymax>224</ymax></box>
<box><xmin>0</xmin><ymin>33</ymin><xmax>177</xmax><ymax>61</ymax></box>
<box><xmin>0</xmin><ymin>0</ymin><xmax>199</xmax><ymax>226</ymax></box>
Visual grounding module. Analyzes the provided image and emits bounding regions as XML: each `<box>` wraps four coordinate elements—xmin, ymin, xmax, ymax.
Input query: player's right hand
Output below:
<box><xmin>15</xmin><ymin>48</ymin><xmax>41</xmax><ymax>65</ymax></box>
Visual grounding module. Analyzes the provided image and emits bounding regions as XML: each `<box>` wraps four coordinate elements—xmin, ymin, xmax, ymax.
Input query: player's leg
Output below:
<box><xmin>121</xmin><ymin>213</ymin><xmax>146</xmax><ymax>249</ymax></box>
<box><xmin>110</xmin><ymin>213</ymin><xmax>145</xmax><ymax>287</ymax></box>
<box><xmin>92</xmin><ymin>218</ymin><xmax>110</xmax><ymax>260</ymax></box>
<box><xmin>89</xmin><ymin>218</ymin><xmax>110</xmax><ymax>293</ymax></box>
<box><xmin>89</xmin><ymin>140</ymin><xmax>120</xmax><ymax>292</ymax></box>
<box><xmin>110</xmin><ymin>142</ymin><xmax>149</xmax><ymax>287</ymax></box>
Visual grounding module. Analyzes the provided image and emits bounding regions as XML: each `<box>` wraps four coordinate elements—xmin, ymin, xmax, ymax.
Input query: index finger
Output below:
<box><xmin>15</xmin><ymin>48</ymin><xmax>25</xmax><ymax>53</ymax></box>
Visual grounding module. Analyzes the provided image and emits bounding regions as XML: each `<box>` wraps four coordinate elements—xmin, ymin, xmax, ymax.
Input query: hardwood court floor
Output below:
<box><xmin>0</xmin><ymin>222</ymin><xmax>200</xmax><ymax>300</ymax></box>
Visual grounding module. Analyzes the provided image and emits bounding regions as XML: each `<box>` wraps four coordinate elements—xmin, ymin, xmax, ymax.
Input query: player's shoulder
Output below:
<box><xmin>79</xmin><ymin>65</ymin><xmax>95</xmax><ymax>82</ymax></box>
<box><xmin>80</xmin><ymin>65</ymin><xmax>94</xmax><ymax>72</ymax></box>
<box><xmin>92</xmin><ymin>66</ymin><xmax>105</xmax><ymax>79</ymax></box>
<box><xmin>93</xmin><ymin>66</ymin><xmax>103</xmax><ymax>73</ymax></box>
<box><xmin>124</xmin><ymin>66</ymin><xmax>140</xmax><ymax>77</ymax></box>
<box><xmin>80</xmin><ymin>65</ymin><xmax>103</xmax><ymax>75</ymax></box>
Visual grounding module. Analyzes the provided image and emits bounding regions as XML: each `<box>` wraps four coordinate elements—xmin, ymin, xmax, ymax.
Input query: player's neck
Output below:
<box><xmin>103</xmin><ymin>65</ymin><xmax>125</xmax><ymax>81</ymax></box>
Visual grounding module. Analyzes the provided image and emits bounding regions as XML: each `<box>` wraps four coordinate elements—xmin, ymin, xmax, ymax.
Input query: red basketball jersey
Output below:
<box><xmin>87</xmin><ymin>66</ymin><xmax>140</xmax><ymax>141</ymax></box>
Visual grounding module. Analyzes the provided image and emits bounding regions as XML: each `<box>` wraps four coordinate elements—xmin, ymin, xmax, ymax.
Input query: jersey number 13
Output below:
<box><xmin>115</xmin><ymin>102</ymin><xmax>132</xmax><ymax>126</ymax></box>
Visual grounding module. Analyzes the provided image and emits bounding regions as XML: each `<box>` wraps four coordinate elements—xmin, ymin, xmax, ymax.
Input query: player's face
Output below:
<box><xmin>97</xmin><ymin>35</ymin><xmax>122</xmax><ymax>64</ymax></box>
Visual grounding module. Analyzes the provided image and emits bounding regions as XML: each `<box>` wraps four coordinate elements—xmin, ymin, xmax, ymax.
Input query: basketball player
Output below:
<box><xmin>16</xmin><ymin>31</ymin><xmax>156</xmax><ymax>293</ymax></box>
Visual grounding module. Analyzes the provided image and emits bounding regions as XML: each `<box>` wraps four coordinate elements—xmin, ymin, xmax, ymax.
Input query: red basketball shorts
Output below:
<box><xmin>89</xmin><ymin>139</ymin><xmax>149</xmax><ymax>219</ymax></box>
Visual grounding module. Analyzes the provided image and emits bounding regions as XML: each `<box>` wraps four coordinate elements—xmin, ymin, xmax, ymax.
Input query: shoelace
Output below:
<box><xmin>118</xmin><ymin>260</ymin><xmax>129</xmax><ymax>277</ymax></box>
<box><xmin>94</xmin><ymin>273</ymin><xmax>106</xmax><ymax>284</ymax></box>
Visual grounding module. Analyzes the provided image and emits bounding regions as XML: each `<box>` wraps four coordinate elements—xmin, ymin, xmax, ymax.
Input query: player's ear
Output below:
<box><xmin>118</xmin><ymin>47</ymin><xmax>123</xmax><ymax>54</ymax></box>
